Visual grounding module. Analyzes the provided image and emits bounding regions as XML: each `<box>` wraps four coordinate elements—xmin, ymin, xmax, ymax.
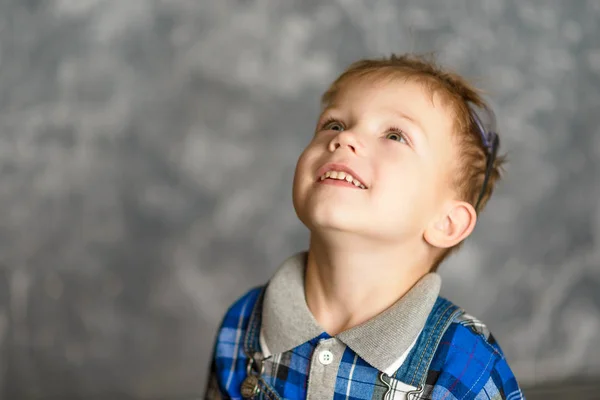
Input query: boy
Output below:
<box><xmin>205</xmin><ymin>54</ymin><xmax>524</xmax><ymax>399</ymax></box>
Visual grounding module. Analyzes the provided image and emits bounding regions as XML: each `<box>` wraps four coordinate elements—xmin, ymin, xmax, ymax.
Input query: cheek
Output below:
<box><xmin>378</xmin><ymin>151</ymin><xmax>420</xmax><ymax>184</ymax></box>
<box><xmin>374</xmin><ymin>157</ymin><xmax>434</xmax><ymax>204</ymax></box>
<box><xmin>296</xmin><ymin>140</ymin><xmax>322</xmax><ymax>173</ymax></box>
<box><xmin>295</xmin><ymin>149</ymin><xmax>312</xmax><ymax>179</ymax></box>
<box><xmin>293</xmin><ymin>145</ymin><xmax>318</xmax><ymax>191</ymax></box>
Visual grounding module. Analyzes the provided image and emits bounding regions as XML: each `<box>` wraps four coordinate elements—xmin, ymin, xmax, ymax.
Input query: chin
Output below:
<box><xmin>297</xmin><ymin>204</ymin><xmax>367</xmax><ymax>234</ymax></box>
<box><xmin>299</xmin><ymin>209</ymin><xmax>413</xmax><ymax>244</ymax></box>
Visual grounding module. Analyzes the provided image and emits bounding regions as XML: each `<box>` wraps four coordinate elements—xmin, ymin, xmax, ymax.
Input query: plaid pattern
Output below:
<box><xmin>206</xmin><ymin>287</ymin><xmax>524</xmax><ymax>400</ymax></box>
<box><xmin>421</xmin><ymin>322</ymin><xmax>523</xmax><ymax>399</ymax></box>
<box><xmin>262</xmin><ymin>332</ymin><xmax>394</xmax><ymax>399</ymax></box>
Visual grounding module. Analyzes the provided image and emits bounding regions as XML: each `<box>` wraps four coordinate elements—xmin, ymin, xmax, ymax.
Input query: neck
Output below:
<box><xmin>304</xmin><ymin>232</ymin><xmax>432</xmax><ymax>336</ymax></box>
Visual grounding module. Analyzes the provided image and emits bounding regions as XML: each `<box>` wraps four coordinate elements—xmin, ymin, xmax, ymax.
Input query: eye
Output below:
<box><xmin>385</xmin><ymin>130</ymin><xmax>407</xmax><ymax>143</ymax></box>
<box><xmin>321</xmin><ymin>118</ymin><xmax>345</xmax><ymax>132</ymax></box>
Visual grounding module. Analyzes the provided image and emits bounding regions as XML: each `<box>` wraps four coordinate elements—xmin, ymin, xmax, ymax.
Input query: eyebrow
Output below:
<box><xmin>393</xmin><ymin>110</ymin><xmax>428</xmax><ymax>140</ymax></box>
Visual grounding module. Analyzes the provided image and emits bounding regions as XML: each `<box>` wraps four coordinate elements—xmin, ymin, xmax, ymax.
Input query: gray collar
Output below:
<box><xmin>260</xmin><ymin>252</ymin><xmax>441</xmax><ymax>373</ymax></box>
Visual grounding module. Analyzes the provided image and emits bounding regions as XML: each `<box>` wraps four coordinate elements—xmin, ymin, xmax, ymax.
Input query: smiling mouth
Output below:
<box><xmin>318</xmin><ymin>170</ymin><xmax>366</xmax><ymax>189</ymax></box>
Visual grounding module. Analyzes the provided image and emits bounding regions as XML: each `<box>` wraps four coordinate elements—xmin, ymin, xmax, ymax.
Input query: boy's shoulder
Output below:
<box><xmin>446</xmin><ymin>307</ymin><xmax>499</xmax><ymax>354</ymax></box>
<box><xmin>208</xmin><ymin>287</ymin><xmax>266</xmax><ymax>399</ymax></box>
<box><xmin>426</xmin><ymin>300</ymin><xmax>523</xmax><ymax>399</ymax></box>
<box><xmin>219</xmin><ymin>285</ymin><xmax>265</xmax><ymax>330</ymax></box>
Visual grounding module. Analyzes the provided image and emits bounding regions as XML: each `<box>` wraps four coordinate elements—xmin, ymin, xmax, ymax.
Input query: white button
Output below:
<box><xmin>318</xmin><ymin>350</ymin><xmax>334</xmax><ymax>365</ymax></box>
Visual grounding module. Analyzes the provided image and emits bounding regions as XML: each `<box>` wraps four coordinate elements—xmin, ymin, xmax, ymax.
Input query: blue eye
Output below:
<box><xmin>385</xmin><ymin>131</ymin><xmax>407</xmax><ymax>143</ymax></box>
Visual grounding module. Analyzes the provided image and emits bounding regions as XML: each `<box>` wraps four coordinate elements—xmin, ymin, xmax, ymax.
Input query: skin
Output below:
<box><xmin>292</xmin><ymin>77</ymin><xmax>478</xmax><ymax>335</ymax></box>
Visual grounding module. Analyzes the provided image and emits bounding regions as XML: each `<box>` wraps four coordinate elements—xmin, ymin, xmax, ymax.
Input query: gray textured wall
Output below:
<box><xmin>0</xmin><ymin>0</ymin><xmax>599</xmax><ymax>399</ymax></box>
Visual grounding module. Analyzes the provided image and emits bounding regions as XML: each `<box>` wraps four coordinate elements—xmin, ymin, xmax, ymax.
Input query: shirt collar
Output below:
<box><xmin>260</xmin><ymin>252</ymin><xmax>441</xmax><ymax>374</ymax></box>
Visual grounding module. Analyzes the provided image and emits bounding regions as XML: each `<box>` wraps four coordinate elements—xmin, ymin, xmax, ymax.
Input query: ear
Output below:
<box><xmin>423</xmin><ymin>201</ymin><xmax>477</xmax><ymax>249</ymax></box>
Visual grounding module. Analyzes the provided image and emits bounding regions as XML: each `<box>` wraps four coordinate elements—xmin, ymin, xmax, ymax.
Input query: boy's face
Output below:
<box><xmin>292</xmin><ymin>78</ymin><xmax>459</xmax><ymax>245</ymax></box>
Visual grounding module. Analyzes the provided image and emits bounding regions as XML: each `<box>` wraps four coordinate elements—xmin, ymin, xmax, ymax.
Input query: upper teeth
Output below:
<box><xmin>319</xmin><ymin>170</ymin><xmax>366</xmax><ymax>189</ymax></box>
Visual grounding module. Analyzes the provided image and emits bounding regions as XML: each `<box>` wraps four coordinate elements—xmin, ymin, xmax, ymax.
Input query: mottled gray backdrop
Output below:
<box><xmin>0</xmin><ymin>0</ymin><xmax>599</xmax><ymax>399</ymax></box>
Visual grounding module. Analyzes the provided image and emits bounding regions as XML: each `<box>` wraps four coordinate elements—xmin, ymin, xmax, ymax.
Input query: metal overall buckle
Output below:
<box><xmin>241</xmin><ymin>352</ymin><xmax>265</xmax><ymax>399</ymax></box>
<box><xmin>379</xmin><ymin>372</ymin><xmax>424</xmax><ymax>400</ymax></box>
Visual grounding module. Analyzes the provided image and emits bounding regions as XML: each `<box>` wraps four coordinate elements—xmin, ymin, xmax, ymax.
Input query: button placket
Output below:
<box><xmin>306</xmin><ymin>338</ymin><xmax>345</xmax><ymax>400</ymax></box>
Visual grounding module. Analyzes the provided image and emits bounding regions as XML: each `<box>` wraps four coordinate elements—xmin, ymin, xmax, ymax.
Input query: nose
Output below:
<box><xmin>328</xmin><ymin>130</ymin><xmax>363</xmax><ymax>154</ymax></box>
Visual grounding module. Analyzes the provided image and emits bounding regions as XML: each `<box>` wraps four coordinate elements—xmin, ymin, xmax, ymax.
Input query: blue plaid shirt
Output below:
<box><xmin>206</xmin><ymin>253</ymin><xmax>524</xmax><ymax>399</ymax></box>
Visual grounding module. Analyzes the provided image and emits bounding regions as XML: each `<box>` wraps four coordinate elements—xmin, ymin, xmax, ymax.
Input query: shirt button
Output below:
<box><xmin>318</xmin><ymin>350</ymin><xmax>334</xmax><ymax>365</ymax></box>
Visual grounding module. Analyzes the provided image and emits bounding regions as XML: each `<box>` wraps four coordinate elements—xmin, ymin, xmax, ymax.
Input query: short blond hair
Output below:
<box><xmin>321</xmin><ymin>54</ymin><xmax>506</xmax><ymax>271</ymax></box>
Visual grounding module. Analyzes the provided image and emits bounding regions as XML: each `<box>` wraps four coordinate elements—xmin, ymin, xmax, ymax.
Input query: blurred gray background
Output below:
<box><xmin>0</xmin><ymin>0</ymin><xmax>599</xmax><ymax>399</ymax></box>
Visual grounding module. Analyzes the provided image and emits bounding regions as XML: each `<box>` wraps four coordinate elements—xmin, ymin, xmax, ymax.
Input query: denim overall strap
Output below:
<box><xmin>393</xmin><ymin>296</ymin><xmax>463</xmax><ymax>391</ymax></box>
<box><xmin>241</xmin><ymin>285</ymin><xmax>282</xmax><ymax>400</ymax></box>
<box><xmin>243</xmin><ymin>285</ymin><xmax>265</xmax><ymax>357</ymax></box>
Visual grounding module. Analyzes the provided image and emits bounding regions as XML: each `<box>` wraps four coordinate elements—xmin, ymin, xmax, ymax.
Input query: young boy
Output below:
<box><xmin>205</xmin><ymin>54</ymin><xmax>524</xmax><ymax>400</ymax></box>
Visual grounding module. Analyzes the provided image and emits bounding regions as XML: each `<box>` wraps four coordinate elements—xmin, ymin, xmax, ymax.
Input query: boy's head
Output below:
<box><xmin>292</xmin><ymin>54</ymin><xmax>504</xmax><ymax>271</ymax></box>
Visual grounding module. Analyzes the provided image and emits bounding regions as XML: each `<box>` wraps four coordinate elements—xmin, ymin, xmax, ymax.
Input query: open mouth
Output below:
<box><xmin>318</xmin><ymin>170</ymin><xmax>367</xmax><ymax>189</ymax></box>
